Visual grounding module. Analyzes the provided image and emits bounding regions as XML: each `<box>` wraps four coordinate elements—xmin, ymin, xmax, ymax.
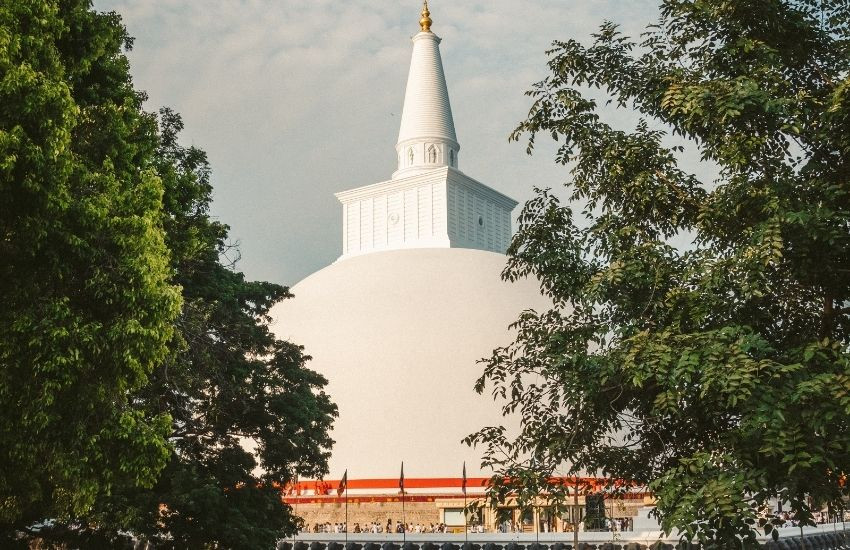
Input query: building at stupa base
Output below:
<box><xmin>284</xmin><ymin>478</ymin><xmax>650</xmax><ymax>534</ymax></box>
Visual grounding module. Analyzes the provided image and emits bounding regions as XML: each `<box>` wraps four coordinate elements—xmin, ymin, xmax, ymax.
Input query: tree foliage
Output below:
<box><xmin>82</xmin><ymin>108</ymin><xmax>337</xmax><ymax>550</ymax></box>
<box><xmin>468</xmin><ymin>1</ymin><xmax>850</xmax><ymax>547</ymax></box>
<box><xmin>1</xmin><ymin>1</ymin><xmax>336</xmax><ymax>547</ymax></box>
<box><xmin>0</xmin><ymin>0</ymin><xmax>180</xmax><ymax>527</ymax></box>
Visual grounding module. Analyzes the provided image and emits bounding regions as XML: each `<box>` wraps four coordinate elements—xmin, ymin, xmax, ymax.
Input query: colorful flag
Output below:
<box><xmin>337</xmin><ymin>470</ymin><xmax>348</xmax><ymax>497</ymax></box>
<box><xmin>462</xmin><ymin>461</ymin><xmax>467</xmax><ymax>496</ymax></box>
<box><xmin>399</xmin><ymin>462</ymin><xmax>405</xmax><ymax>491</ymax></box>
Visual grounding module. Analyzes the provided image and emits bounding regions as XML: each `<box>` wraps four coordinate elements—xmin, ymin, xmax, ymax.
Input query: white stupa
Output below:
<box><xmin>271</xmin><ymin>2</ymin><xmax>549</xmax><ymax>481</ymax></box>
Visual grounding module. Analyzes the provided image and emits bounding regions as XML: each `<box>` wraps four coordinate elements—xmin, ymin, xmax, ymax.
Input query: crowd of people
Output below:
<box><xmin>307</xmin><ymin>517</ymin><xmax>634</xmax><ymax>534</ymax></box>
<box><xmin>774</xmin><ymin>511</ymin><xmax>850</xmax><ymax>528</ymax></box>
<box><xmin>303</xmin><ymin>510</ymin><xmax>850</xmax><ymax>537</ymax></box>
<box><xmin>492</xmin><ymin>517</ymin><xmax>633</xmax><ymax>533</ymax></box>
<box><xmin>309</xmin><ymin>521</ymin><xmax>455</xmax><ymax>534</ymax></box>
<box><xmin>609</xmin><ymin>517</ymin><xmax>634</xmax><ymax>532</ymax></box>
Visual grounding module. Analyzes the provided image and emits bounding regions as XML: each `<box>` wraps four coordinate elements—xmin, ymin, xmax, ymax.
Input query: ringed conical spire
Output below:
<box><xmin>393</xmin><ymin>1</ymin><xmax>459</xmax><ymax>179</ymax></box>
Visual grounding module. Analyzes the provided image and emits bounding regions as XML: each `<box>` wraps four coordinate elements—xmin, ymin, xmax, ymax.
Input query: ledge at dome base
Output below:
<box><xmin>282</xmin><ymin>477</ymin><xmax>638</xmax><ymax>498</ymax></box>
<box><xmin>280</xmin><ymin>524</ymin><xmax>850</xmax><ymax>549</ymax></box>
<box><xmin>336</xmin><ymin>238</ymin><xmax>454</xmax><ymax>261</ymax></box>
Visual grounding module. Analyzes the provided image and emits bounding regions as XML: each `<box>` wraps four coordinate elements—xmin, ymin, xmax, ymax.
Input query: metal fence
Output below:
<box><xmin>278</xmin><ymin>525</ymin><xmax>850</xmax><ymax>550</ymax></box>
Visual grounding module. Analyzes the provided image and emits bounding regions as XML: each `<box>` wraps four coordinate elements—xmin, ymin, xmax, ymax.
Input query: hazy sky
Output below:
<box><xmin>92</xmin><ymin>0</ymin><xmax>664</xmax><ymax>287</ymax></box>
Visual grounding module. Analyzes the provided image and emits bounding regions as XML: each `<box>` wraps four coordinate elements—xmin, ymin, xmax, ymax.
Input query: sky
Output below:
<box><xmin>92</xmin><ymin>0</ymin><xmax>665</xmax><ymax>287</ymax></box>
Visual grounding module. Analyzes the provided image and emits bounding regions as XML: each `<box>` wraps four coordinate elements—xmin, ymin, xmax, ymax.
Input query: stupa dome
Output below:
<box><xmin>269</xmin><ymin>247</ymin><xmax>550</xmax><ymax>479</ymax></box>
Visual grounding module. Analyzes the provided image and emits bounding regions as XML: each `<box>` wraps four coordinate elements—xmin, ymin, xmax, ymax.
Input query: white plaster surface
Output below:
<box><xmin>270</xmin><ymin>247</ymin><xmax>551</xmax><ymax>479</ymax></box>
<box><xmin>397</xmin><ymin>32</ymin><xmax>456</xmax><ymax>145</ymax></box>
<box><xmin>393</xmin><ymin>31</ymin><xmax>459</xmax><ymax>179</ymax></box>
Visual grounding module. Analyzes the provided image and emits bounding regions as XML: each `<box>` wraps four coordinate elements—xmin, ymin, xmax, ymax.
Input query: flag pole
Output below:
<box><xmin>463</xmin><ymin>461</ymin><xmax>468</xmax><ymax>546</ymax></box>
<box><xmin>464</xmin><ymin>493</ymin><xmax>468</xmax><ymax>545</ymax></box>
<box><xmin>345</xmin><ymin>482</ymin><xmax>349</xmax><ymax>544</ymax></box>
<box><xmin>400</xmin><ymin>462</ymin><xmax>406</xmax><ymax>545</ymax></box>
<box><xmin>535</xmin><ymin>502</ymin><xmax>539</xmax><ymax>546</ymax></box>
<box><xmin>293</xmin><ymin>474</ymin><xmax>299</xmax><ymax>546</ymax></box>
<box><xmin>338</xmin><ymin>470</ymin><xmax>349</xmax><ymax>544</ymax></box>
<box><xmin>573</xmin><ymin>477</ymin><xmax>580</xmax><ymax>550</ymax></box>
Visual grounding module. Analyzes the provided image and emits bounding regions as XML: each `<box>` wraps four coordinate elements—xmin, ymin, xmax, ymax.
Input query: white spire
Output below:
<box><xmin>393</xmin><ymin>3</ymin><xmax>459</xmax><ymax>179</ymax></box>
<box><xmin>332</xmin><ymin>2</ymin><xmax>516</xmax><ymax>260</ymax></box>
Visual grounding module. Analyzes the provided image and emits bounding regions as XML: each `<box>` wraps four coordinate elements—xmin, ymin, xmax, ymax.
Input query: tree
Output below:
<box><xmin>1</xmin><ymin>2</ymin><xmax>336</xmax><ymax>547</ymax></box>
<box><xmin>34</xmin><ymin>108</ymin><xmax>338</xmax><ymax>550</ymax></box>
<box><xmin>0</xmin><ymin>0</ymin><xmax>180</xmax><ymax>530</ymax></box>
<box><xmin>82</xmin><ymin>108</ymin><xmax>337</xmax><ymax>549</ymax></box>
<box><xmin>467</xmin><ymin>1</ymin><xmax>850</xmax><ymax>547</ymax></box>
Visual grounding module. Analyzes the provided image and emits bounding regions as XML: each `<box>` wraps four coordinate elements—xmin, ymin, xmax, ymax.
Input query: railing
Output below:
<box><xmin>278</xmin><ymin>524</ymin><xmax>850</xmax><ymax>550</ymax></box>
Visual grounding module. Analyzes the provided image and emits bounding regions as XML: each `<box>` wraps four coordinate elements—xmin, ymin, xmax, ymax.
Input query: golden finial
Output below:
<box><xmin>420</xmin><ymin>0</ymin><xmax>432</xmax><ymax>32</ymax></box>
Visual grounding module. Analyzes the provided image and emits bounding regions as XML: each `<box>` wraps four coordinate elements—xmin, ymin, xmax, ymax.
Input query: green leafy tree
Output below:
<box><xmin>1</xmin><ymin>2</ymin><xmax>335</xmax><ymax>547</ymax></box>
<box><xmin>467</xmin><ymin>1</ymin><xmax>850</xmax><ymax>547</ymax></box>
<box><xmin>36</xmin><ymin>108</ymin><xmax>337</xmax><ymax>550</ymax></box>
<box><xmin>85</xmin><ymin>108</ymin><xmax>337</xmax><ymax>549</ymax></box>
<box><xmin>0</xmin><ymin>0</ymin><xmax>180</xmax><ymax>530</ymax></box>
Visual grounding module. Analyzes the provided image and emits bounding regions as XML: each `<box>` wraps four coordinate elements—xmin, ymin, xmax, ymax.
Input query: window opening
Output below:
<box><xmin>427</xmin><ymin>145</ymin><xmax>437</xmax><ymax>163</ymax></box>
